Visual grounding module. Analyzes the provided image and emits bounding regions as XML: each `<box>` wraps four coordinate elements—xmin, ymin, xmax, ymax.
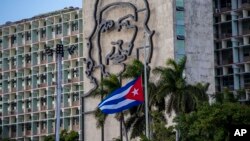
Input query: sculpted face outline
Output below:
<box><xmin>84</xmin><ymin>0</ymin><xmax>155</xmax><ymax>95</ymax></box>
<box><xmin>98</xmin><ymin>3</ymin><xmax>138</xmax><ymax>76</ymax></box>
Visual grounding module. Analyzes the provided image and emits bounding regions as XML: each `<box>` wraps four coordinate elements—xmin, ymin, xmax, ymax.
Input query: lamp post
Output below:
<box><xmin>45</xmin><ymin>44</ymin><xmax>77</xmax><ymax>141</ymax></box>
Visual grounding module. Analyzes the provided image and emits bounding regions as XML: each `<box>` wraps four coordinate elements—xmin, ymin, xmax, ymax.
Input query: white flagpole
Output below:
<box><xmin>144</xmin><ymin>33</ymin><xmax>149</xmax><ymax>139</ymax></box>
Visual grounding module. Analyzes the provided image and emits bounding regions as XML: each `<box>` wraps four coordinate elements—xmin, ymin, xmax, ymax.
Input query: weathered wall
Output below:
<box><xmin>184</xmin><ymin>0</ymin><xmax>215</xmax><ymax>95</ymax></box>
<box><xmin>82</xmin><ymin>0</ymin><xmax>174</xmax><ymax>140</ymax></box>
<box><xmin>82</xmin><ymin>0</ymin><xmax>215</xmax><ymax>140</ymax></box>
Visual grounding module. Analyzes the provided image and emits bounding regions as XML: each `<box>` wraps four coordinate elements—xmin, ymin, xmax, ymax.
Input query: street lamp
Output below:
<box><xmin>45</xmin><ymin>44</ymin><xmax>76</xmax><ymax>141</ymax></box>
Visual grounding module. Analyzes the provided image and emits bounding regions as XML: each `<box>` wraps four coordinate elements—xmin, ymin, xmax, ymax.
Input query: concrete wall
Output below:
<box><xmin>184</xmin><ymin>0</ymin><xmax>215</xmax><ymax>94</ymax></box>
<box><xmin>82</xmin><ymin>0</ymin><xmax>174</xmax><ymax>140</ymax></box>
<box><xmin>82</xmin><ymin>0</ymin><xmax>215</xmax><ymax>140</ymax></box>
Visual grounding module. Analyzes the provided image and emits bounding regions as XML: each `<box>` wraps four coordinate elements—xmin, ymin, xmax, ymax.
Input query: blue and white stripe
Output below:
<box><xmin>98</xmin><ymin>78</ymin><xmax>142</xmax><ymax>114</ymax></box>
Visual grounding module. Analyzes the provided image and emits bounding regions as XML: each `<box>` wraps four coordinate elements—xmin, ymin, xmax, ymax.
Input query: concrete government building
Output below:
<box><xmin>0</xmin><ymin>7</ymin><xmax>83</xmax><ymax>141</ymax></box>
<box><xmin>0</xmin><ymin>0</ymin><xmax>250</xmax><ymax>141</ymax></box>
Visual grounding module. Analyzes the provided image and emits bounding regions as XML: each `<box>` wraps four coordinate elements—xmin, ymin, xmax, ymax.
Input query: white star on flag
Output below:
<box><xmin>132</xmin><ymin>88</ymin><xmax>139</xmax><ymax>96</ymax></box>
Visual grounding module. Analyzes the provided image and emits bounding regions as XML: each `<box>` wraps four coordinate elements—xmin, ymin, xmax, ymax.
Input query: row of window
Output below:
<box><xmin>175</xmin><ymin>0</ymin><xmax>185</xmax><ymax>60</ymax></box>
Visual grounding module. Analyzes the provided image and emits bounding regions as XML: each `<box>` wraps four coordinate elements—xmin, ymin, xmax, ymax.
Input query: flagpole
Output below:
<box><xmin>144</xmin><ymin>33</ymin><xmax>150</xmax><ymax>139</ymax></box>
<box><xmin>119</xmin><ymin>75</ymin><xmax>123</xmax><ymax>141</ymax></box>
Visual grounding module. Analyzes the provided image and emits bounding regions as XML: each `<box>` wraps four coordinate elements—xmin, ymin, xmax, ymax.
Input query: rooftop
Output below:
<box><xmin>0</xmin><ymin>6</ymin><xmax>81</xmax><ymax>28</ymax></box>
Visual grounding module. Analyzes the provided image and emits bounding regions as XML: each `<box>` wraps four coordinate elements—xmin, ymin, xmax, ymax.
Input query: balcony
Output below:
<box><xmin>39</xmin><ymin>83</ymin><xmax>47</xmax><ymax>88</ymax></box>
<box><xmin>71</xmin><ymin>54</ymin><xmax>78</xmax><ymax>59</ymax></box>
<box><xmin>72</xmin><ymin>125</ymin><xmax>79</xmax><ymax>131</ymax></box>
<box><xmin>11</xmin><ymin>87</ymin><xmax>17</xmax><ymax>92</ymax></box>
<box><xmin>220</xmin><ymin>7</ymin><xmax>231</xmax><ymax>12</ymax></box>
<box><xmin>11</xmin><ymin>132</ymin><xmax>16</xmax><ymax>137</ymax></box>
<box><xmin>41</xmin><ymin>129</ymin><xmax>46</xmax><ymax>134</ymax></box>
<box><xmin>41</xmin><ymin>60</ymin><xmax>47</xmax><ymax>64</ymax></box>
<box><xmin>25</xmin><ymin>85</ymin><xmax>31</xmax><ymax>90</ymax></box>
<box><xmin>71</xmin><ymin>30</ymin><xmax>79</xmax><ymax>35</ymax></box>
<box><xmin>52</xmin><ymin>81</ymin><xmax>57</xmax><ymax>85</ymax></box>
<box><xmin>25</xmin><ymin>130</ymin><xmax>31</xmax><ymax>136</ymax></box>
<box><xmin>11</xmin><ymin>65</ymin><xmax>16</xmax><ymax>70</ymax></box>
<box><xmin>25</xmin><ymin>63</ymin><xmax>31</xmax><ymax>68</ymax></box>
<box><xmin>41</xmin><ymin>106</ymin><xmax>46</xmax><ymax>111</ymax></box>
<box><xmin>55</xmin><ymin>34</ymin><xmax>62</xmax><ymax>38</ymax></box>
<box><xmin>40</xmin><ymin>37</ymin><xmax>46</xmax><ymax>42</ymax></box>
<box><xmin>241</xmin><ymin>3</ymin><xmax>250</xmax><ymax>9</ymax></box>
<box><xmin>9</xmin><ymin>110</ymin><xmax>16</xmax><ymax>115</ymax></box>
<box><xmin>19</xmin><ymin>109</ymin><xmax>24</xmax><ymax>114</ymax></box>
<box><xmin>72</xmin><ymin>101</ymin><xmax>79</xmax><ymax>106</ymax></box>
<box><xmin>214</xmin><ymin>33</ymin><xmax>232</xmax><ymax>40</ymax></box>
<box><xmin>71</xmin><ymin>77</ymin><xmax>79</xmax><ymax>83</ymax></box>
<box><xmin>11</xmin><ymin>43</ymin><xmax>17</xmax><ymax>48</ymax></box>
<box><xmin>25</xmin><ymin>108</ymin><xmax>32</xmax><ymax>113</ymax></box>
<box><xmin>25</xmin><ymin>40</ymin><xmax>31</xmax><ymax>45</ymax></box>
<box><xmin>244</xmin><ymin>56</ymin><xmax>250</xmax><ymax>62</ymax></box>
<box><xmin>242</xmin><ymin>30</ymin><xmax>250</xmax><ymax>35</ymax></box>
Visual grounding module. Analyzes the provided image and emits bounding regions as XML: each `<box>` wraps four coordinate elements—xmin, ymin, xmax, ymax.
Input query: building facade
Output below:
<box><xmin>82</xmin><ymin>0</ymin><xmax>214</xmax><ymax>140</ymax></box>
<box><xmin>3</xmin><ymin>0</ymin><xmax>250</xmax><ymax>141</ymax></box>
<box><xmin>0</xmin><ymin>7</ymin><xmax>83</xmax><ymax>141</ymax></box>
<box><xmin>214</xmin><ymin>0</ymin><xmax>250</xmax><ymax>100</ymax></box>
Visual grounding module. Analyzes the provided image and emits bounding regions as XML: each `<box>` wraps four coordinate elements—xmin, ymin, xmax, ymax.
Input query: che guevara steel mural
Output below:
<box><xmin>84</xmin><ymin>0</ymin><xmax>155</xmax><ymax>94</ymax></box>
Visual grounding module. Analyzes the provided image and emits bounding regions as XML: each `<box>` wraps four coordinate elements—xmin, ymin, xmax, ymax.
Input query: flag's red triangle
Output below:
<box><xmin>125</xmin><ymin>76</ymin><xmax>144</xmax><ymax>102</ymax></box>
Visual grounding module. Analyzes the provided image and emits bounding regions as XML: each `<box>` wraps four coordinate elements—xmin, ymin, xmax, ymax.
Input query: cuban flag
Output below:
<box><xmin>98</xmin><ymin>76</ymin><xmax>144</xmax><ymax>114</ymax></box>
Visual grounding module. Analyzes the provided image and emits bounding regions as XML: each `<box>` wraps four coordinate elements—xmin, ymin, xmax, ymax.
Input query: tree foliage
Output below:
<box><xmin>175</xmin><ymin>102</ymin><xmax>250</xmax><ymax>141</ymax></box>
<box><xmin>44</xmin><ymin>130</ymin><xmax>79</xmax><ymax>141</ymax></box>
<box><xmin>153</xmin><ymin>56</ymin><xmax>208</xmax><ymax>114</ymax></box>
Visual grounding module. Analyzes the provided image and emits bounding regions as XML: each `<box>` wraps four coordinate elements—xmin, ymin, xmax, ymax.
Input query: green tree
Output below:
<box><xmin>44</xmin><ymin>135</ymin><xmax>55</xmax><ymax>141</ymax></box>
<box><xmin>153</xmin><ymin>56</ymin><xmax>208</xmax><ymax>114</ymax></box>
<box><xmin>44</xmin><ymin>130</ymin><xmax>79</xmax><ymax>141</ymax></box>
<box><xmin>92</xmin><ymin>74</ymin><xmax>121</xmax><ymax>128</ymax></box>
<box><xmin>91</xmin><ymin>74</ymin><xmax>121</xmax><ymax>127</ymax></box>
<box><xmin>65</xmin><ymin>130</ymin><xmax>79</xmax><ymax>141</ymax></box>
<box><xmin>175</xmin><ymin>102</ymin><xmax>250</xmax><ymax>141</ymax></box>
<box><xmin>123</xmin><ymin>60</ymin><xmax>168</xmax><ymax>139</ymax></box>
<box><xmin>214</xmin><ymin>88</ymin><xmax>237</xmax><ymax>104</ymax></box>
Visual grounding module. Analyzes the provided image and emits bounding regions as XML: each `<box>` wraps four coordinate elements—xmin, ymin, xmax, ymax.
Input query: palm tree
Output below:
<box><xmin>122</xmin><ymin>60</ymin><xmax>167</xmax><ymax>139</ymax></box>
<box><xmin>153</xmin><ymin>57</ymin><xmax>210</xmax><ymax>141</ymax></box>
<box><xmin>91</xmin><ymin>74</ymin><xmax>121</xmax><ymax>128</ymax></box>
<box><xmin>153</xmin><ymin>56</ymin><xmax>208</xmax><ymax>115</ymax></box>
<box><xmin>91</xmin><ymin>74</ymin><xmax>130</xmax><ymax>140</ymax></box>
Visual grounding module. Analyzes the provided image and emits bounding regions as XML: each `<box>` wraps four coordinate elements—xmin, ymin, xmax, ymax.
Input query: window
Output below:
<box><xmin>26</xmin><ymin>101</ymin><xmax>31</xmax><ymax>108</ymax></box>
<box><xmin>176</xmin><ymin>0</ymin><xmax>184</xmax><ymax>7</ymax></box>
<box><xmin>176</xmin><ymin>40</ymin><xmax>185</xmax><ymax>54</ymax></box>
<box><xmin>42</xmin><ymin>122</ymin><xmax>46</xmax><ymax>129</ymax></box>
<box><xmin>73</xmin><ymin>117</ymin><xmax>78</xmax><ymax>125</ymax></box>
<box><xmin>41</xmin><ymin>74</ymin><xmax>46</xmax><ymax>83</ymax></box>
<box><xmin>176</xmin><ymin>11</ymin><xmax>184</xmax><ymax>23</ymax></box>
<box><xmin>26</xmin><ymin>32</ymin><xmax>31</xmax><ymax>41</ymax></box>
<box><xmin>11</xmin><ymin>80</ymin><xmax>16</xmax><ymax>88</ymax></box>
<box><xmin>56</xmin><ymin>25</ymin><xmax>62</xmax><ymax>34</ymax></box>
<box><xmin>11</xmin><ymin>35</ymin><xmax>16</xmax><ymax>45</ymax></box>
<box><xmin>41</xmin><ymin>28</ymin><xmax>46</xmax><ymax>38</ymax></box>
<box><xmin>71</xmin><ymin>22</ymin><xmax>79</xmax><ymax>31</ymax></box>
<box><xmin>72</xmin><ymin>68</ymin><xmax>79</xmax><ymax>77</ymax></box>
<box><xmin>41</xmin><ymin>52</ymin><xmax>46</xmax><ymax>61</ymax></box>
<box><xmin>176</xmin><ymin>25</ymin><xmax>185</xmax><ymax>36</ymax></box>
<box><xmin>73</xmin><ymin>93</ymin><xmax>79</xmax><ymax>101</ymax></box>
<box><xmin>75</xmin><ymin>14</ymin><xmax>78</xmax><ymax>19</ymax></box>
<box><xmin>25</xmin><ymin>54</ymin><xmax>31</xmax><ymax>63</ymax></box>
